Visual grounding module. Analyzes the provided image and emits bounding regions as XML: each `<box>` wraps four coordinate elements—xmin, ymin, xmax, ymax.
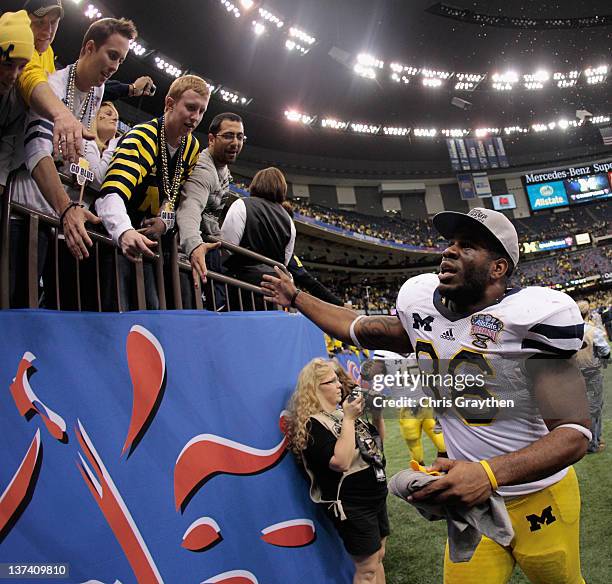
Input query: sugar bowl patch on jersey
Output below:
<box><xmin>470</xmin><ymin>314</ymin><xmax>504</xmax><ymax>348</ymax></box>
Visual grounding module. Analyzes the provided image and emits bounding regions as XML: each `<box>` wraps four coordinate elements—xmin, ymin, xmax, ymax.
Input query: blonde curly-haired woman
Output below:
<box><xmin>285</xmin><ymin>358</ymin><xmax>389</xmax><ymax>584</ymax></box>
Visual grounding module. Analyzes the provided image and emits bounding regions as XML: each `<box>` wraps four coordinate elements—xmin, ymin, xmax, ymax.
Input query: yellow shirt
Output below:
<box><xmin>18</xmin><ymin>45</ymin><xmax>56</xmax><ymax>104</ymax></box>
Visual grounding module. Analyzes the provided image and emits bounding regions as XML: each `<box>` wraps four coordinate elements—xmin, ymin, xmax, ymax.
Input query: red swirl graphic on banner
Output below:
<box><xmin>260</xmin><ymin>519</ymin><xmax>316</xmax><ymax>547</ymax></box>
<box><xmin>122</xmin><ymin>326</ymin><xmax>166</xmax><ymax>456</ymax></box>
<box><xmin>10</xmin><ymin>352</ymin><xmax>67</xmax><ymax>442</ymax></box>
<box><xmin>278</xmin><ymin>410</ymin><xmax>290</xmax><ymax>435</ymax></box>
<box><xmin>75</xmin><ymin>420</ymin><xmax>163</xmax><ymax>584</ymax></box>
<box><xmin>0</xmin><ymin>430</ymin><xmax>42</xmax><ymax>542</ymax></box>
<box><xmin>202</xmin><ymin>570</ymin><xmax>258</xmax><ymax>584</ymax></box>
<box><xmin>181</xmin><ymin>517</ymin><xmax>222</xmax><ymax>552</ymax></box>
<box><xmin>174</xmin><ymin>414</ymin><xmax>288</xmax><ymax>511</ymax></box>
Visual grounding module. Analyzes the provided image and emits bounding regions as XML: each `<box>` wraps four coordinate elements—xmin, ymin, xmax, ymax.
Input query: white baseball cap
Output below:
<box><xmin>433</xmin><ymin>207</ymin><xmax>520</xmax><ymax>267</ymax></box>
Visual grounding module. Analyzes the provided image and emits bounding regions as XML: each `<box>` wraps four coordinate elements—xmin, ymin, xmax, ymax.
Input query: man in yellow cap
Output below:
<box><xmin>0</xmin><ymin>10</ymin><xmax>34</xmax><ymax>188</ymax></box>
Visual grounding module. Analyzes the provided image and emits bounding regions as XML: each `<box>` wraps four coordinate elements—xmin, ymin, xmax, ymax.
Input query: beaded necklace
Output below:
<box><xmin>64</xmin><ymin>61</ymin><xmax>95</xmax><ymax>130</ymax></box>
<box><xmin>159</xmin><ymin>115</ymin><xmax>186</xmax><ymax>211</ymax></box>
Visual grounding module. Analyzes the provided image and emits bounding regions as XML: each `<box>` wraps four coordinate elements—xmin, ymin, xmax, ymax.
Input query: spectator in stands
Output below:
<box><xmin>285</xmin><ymin>358</ymin><xmax>388</xmax><ymax>584</ymax></box>
<box><xmin>19</xmin><ymin>0</ymin><xmax>154</xmax><ymax>165</ymax></box>
<box><xmin>576</xmin><ymin>300</ymin><xmax>610</xmax><ymax>454</ymax></box>
<box><xmin>0</xmin><ymin>10</ymin><xmax>34</xmax><ymax>190</ymax></box>
<box><xmin>177</xmin><ymin>112</ymin><xmax>245</xmax><ymax>297</ymax></box>
<box><xmin>8</xmin><ymin>16</ymin><xmax>135</xmax><ymax>307</ymax></box>
<box><xmin>95</xmin><ymin>75</ymin><xmax>214</xmax><ymax>310</ymax></box>
<box><xmin>221</xmin><ymin>166</ymin><xmax>295</xmax><ymax>310</ymax></box>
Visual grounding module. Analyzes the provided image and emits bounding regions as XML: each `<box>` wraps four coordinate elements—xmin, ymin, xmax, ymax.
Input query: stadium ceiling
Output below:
<box><xmin>12</xmin><ymin>0</ymin><xmax>611</xmax><ymax>160</ymax></box>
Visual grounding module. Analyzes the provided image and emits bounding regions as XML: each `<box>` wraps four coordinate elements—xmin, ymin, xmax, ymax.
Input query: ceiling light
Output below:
<box><xmin>285</xmin><ymin>39</ymin><xmax>309</xmax><ymax>54</ymax></box>
<box><xmin>240</xmin><ymin>0</ymin><xmax>254</xmax><ymax>9</ymax></box>
<box><xmin>474</xmin><ymin>128</ymin><xmax>499</xmax><ymax>137</ymax></box>
<box><xmin>357</xmin><ymin>53</ymin><xmax>384</xmax><ymax>69</ymax></box>
<box><xmin>423</xmin><ymin>78</ymin><xmax>442</xmax><ymax>87</ymax></box>
<box><xmin>289</xmin><ymin>27</ymin><xmax>316</xmax><ymax>45</ymax></box>
<box><xmin>421</xmin><ymin>68</ymin><xmax>452</xmax><ymax>80</ymax></box>
<box><xmin>455</xmin><ymin>72</ymin><xmax>485</xmax><ymax>82</ymax></box>
<box><xmin>523</xmin><ymin>70</ymin><xmax>549</xmax><ymax>82</ymax></box>
<box><xmin>383</xmin><ymin>126</ymin><xmax>410</xmax><ymax>136</ymax></box>
<box><xmin>220</xmin><ymin>0</ymin><xmax>241</xmax><ymax>18</ymax></box>
<box><xmin>584</xmin><ymin>66</ymin><xmax>607</xmax><ymax>85</ymax></box>
<box><xmin>350</xmin><ymin>122</ymin><xmax>381</xmax><ymax>135</ymax></box>
<box><xmin>129</xmin><ymin>40</ymin><xmax>147</xmax><ymax>57</ymax></box>
<box><xmin>321</xmin><ymin>118</ymin><xmax>349</xmax><ymax>131</ymax></box>
<box><xmin>284</xmin><ymin>109</ymin><xmax>316</xmax><ymax>125</ymax></box>
<box><xmin>215</xmin><ymin>86</ymin><xmax>252</xmax><ymax>106</ymax></box>
<box><xmin>503</xmin><ymin>126</ymin><xmax>528</xmax><ymax>135</ymax></box>
<box><xmin>154</xmin><ymin>56</ymin><xmax>182</xmax><ymax>78</ymax></box>
<box><xmin>354</xmin><ymin>63</ymin><xmax>377</xmax><ymax>80</ymax></box>
<box><xmin>491</xmin><ymin>71</ymin><xmax>518</xmax><ymax>90</ymax></box>
<box><xmin>390</xmin><ymin>62</ymin><xmax>419</xmax><ymax>75</ymax></box>
<box><xmin>258</xmin><ymin>7</ymin><xmax>283</xmax><ymax>28</ymax></box>
<box><xmin>84</xmin><ymin>4</ymin><xmax>102</xmax><ymax>19</ymax></box>
<box><xmin>389</xmin><ymin>62</ymin><xmax>419</xmax><ymax>84</ymax></box>
<box><xmin>441</xmin><ymin>128</ymin><xmax>469</xmax><ymax>137</ymax></box>
<box><xmin>253</xmin><ymin>21</ymin><xmax>265</xmax><ymax>35</ymax></box>
<box><xmin>413</xmin><ymin>128</ymin><xmax>437</xmax><ymax>137</ymax></box>
<box><xmin>454</xmin><ymin>73</ymin><xmax>485</xmax><ymax>91</ymax></box>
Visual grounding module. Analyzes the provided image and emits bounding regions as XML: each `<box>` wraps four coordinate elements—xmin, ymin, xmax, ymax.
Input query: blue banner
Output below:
<box><xmin>493</xmin><ymin>137</ymin><xmax>509</xmax><ymax>167</ymax></box>
<box><xmin>464</xmin><ymin>138</ymin><xmax>481</xmax><ymax>171</ymax></box>
<box><xmin>0</xmin><ymin>310</ymin><xmax>354</xmax><ymax>584</ymax></box>
<box><xmin>475</xmin><ymin>140</ymin><xmax>489</xmax><ymax>169</ymax></box>
<box><xmin>446</xmin><ymin>139</ymin><xmax>461</xmax><ymax>171</ymax></box>
<box><xmin>455</xmin><ymin>139</ymin><xmax>471</xmax><ymax>171</ymax></box>
<box><xmin>457</xmin><ymin>173</ymin><xmax>476</xmax><ymax>199</ymax></box>
<box><xmin>484</xmin><ymin>138</ymin><xmax>499</xmax><ymax>169</ymax></box>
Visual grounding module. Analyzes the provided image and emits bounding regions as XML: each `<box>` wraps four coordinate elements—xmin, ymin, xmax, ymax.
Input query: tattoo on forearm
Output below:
<box><xmin>356</xmin><ymin>316</ymin><xmax>411</xmax><ymax>351</ymax></box>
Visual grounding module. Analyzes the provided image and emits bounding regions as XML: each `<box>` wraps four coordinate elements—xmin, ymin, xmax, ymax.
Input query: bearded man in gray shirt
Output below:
<box><xmin>177</xmin><ymin>112</ymin><xmax>244</xmax><ymax>306</ymax></box>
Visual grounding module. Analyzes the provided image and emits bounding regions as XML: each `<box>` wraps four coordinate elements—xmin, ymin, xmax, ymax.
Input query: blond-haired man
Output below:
<box><xmin>95</xmin><ymin>75</ymin><xmax>218</xmax><ymax>309</ymax></box>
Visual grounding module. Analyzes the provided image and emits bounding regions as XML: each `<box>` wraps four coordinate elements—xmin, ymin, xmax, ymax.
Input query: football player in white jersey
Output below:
<box><xmin>261</xmin><ymin>207</ymin><xmax>589</xmax><ymax>584</ymax></box>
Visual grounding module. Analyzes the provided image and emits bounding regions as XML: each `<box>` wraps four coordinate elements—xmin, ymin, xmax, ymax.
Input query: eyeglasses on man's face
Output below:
<box><xmin>215</xmin><ymin>132</ymin><xmax>247</xmax><ymax>142</ymax></box>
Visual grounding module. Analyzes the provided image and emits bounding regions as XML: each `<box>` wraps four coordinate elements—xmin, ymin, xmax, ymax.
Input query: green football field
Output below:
<box><xmin>382</xmin><ymin>362</ymin><xmax>612</xmax><ymax>584</ymax></box>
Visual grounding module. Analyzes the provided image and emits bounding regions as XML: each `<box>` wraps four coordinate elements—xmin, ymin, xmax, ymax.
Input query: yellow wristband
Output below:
<box><xmin>479</xmin><ymin>460</ymin><xmax>499</xmax><ymax>491</ymax></box>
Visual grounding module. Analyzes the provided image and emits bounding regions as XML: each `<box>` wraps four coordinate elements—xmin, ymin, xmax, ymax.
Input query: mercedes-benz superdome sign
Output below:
<box><xmin>523</xmin><ymin>160</ymin><xmax>612</xmax><ymax>211</ymax></box>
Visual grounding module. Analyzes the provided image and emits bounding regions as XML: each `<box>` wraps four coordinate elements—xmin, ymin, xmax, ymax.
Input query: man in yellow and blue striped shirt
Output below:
<box><xmin>95</xmin><ymin>75</ymin><xmax>210</xmax><ymax>308</ymax></box>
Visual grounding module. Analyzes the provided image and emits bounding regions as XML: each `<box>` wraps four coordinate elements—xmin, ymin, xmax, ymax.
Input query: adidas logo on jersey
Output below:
<box><xmin>440</xmin><ymin>328</ymin><xmax>455</xmax><ymax>341</ymax></box>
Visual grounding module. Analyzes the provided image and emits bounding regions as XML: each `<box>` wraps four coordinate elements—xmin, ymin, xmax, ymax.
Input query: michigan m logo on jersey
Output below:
<box><xmin>412</xmin><ymin>313</ymin><xmax>434</xmax><ymax>331</ymax></box>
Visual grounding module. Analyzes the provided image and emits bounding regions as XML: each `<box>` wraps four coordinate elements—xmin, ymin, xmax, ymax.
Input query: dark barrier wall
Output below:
<box><xmin>308</xmin><ymin>184</ymin><xmax>338</xmax><ymax>207</ymax></box>
<box><xmin>355</xmin><ymin>186</ymin><xmax>385</xmax><ymax>216</ymax></box>
<box><xmin>440</xmin><ymin>183</ymin><xmax>470</xmax><ymax>212</ymax></box>
<box><xmin>0</xmin><ymin>310</ymin><xmax>354</xmax><ymax>583</ymax></box>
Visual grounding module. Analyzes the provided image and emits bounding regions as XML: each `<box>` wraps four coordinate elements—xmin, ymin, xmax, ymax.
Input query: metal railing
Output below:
<box><xmin>0</xmin><ymin>175</ymin><xmax>289</xmax><ymax>312</ymax></box>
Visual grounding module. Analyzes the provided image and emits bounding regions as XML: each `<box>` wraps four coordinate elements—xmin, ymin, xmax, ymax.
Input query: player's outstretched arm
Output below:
<box><xmin>261</xmin><ymin>266</ymin><xmax>412</xmax><ymax>353</ymax></box>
